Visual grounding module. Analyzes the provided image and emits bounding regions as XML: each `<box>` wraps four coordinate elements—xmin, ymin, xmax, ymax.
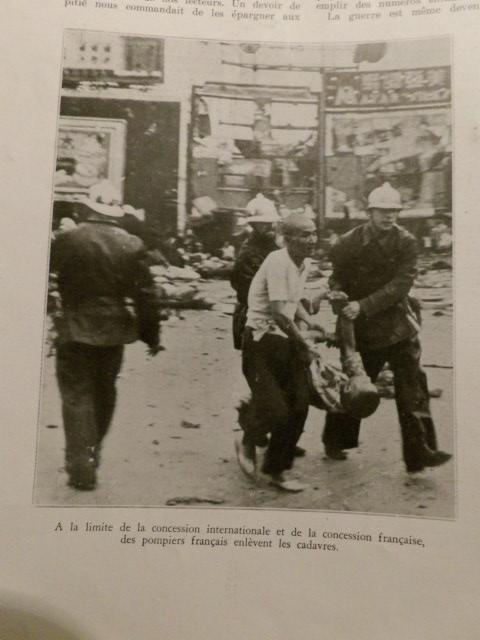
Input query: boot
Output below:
<box><xmin>404</xmin><ymin>414</ymin><xmax>451</xmax><ymax>473</ymax></box>
<box><xmin>406</xmin><ymin>448</ymin><xmax>452</xmax><ymax>473</ymax></box>
<box><xmin>66</xmin><ymin>446</ymin><xmax>97</xmax><ymax>490</ymax></box>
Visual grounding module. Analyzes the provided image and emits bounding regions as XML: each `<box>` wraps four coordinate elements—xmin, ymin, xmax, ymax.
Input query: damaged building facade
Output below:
<box><xmin>53</xmin><ymin>33</ymin><xmax>451</xmax><ymax>249</ymax></box>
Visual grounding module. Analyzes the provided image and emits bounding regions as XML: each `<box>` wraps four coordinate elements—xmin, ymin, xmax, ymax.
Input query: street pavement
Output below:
<box><xmin>34</xmin><ymin>278</ymin><xmax>454</xmax><ymax>518</ymax></box>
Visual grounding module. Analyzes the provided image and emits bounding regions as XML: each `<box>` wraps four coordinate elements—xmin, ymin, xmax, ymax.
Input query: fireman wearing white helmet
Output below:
<box><xmin>322</xmin><ymin>182</ymin><xmax>452</xmax><ymax>473</ymax></box>
<box><xmin>245</xmin><ymin>192</ymin><xmax>278</xmax><ymax>219</ymax></box>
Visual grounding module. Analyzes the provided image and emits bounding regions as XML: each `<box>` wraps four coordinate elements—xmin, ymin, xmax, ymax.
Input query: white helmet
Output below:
<box><xmin>123</xmin><ymin>204</ymin><xmax>145</xmax><ymax>222</ymax></box>
<box><xmin>82</xmin><ymin>180</ymin><xmax>124</xmax><ymax>217</ymax></box>
<box><xmin>248</xmin><ymin>211</ymin><xmax>281</xmax><ymax>224</ymax></box>
<box><xmin>246</xmin><ymin>193</ymin><xmax>278</xmax><ymax>218</ymax></box>
<box><xmin>367</xmin><ymin>182</ymin><xmax>403</xmax><ymax>210</ymax></box>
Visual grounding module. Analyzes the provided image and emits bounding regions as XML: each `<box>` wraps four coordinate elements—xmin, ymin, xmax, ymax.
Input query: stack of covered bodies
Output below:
<box><xmin>186</xmin><ymin>252</ymin><xmax>234</xmax><ymax>279</ymax></box>
<box><xmin>150</xmin><ymin>265</ymin><xmax>215</xmax><ymax>310</ymax></box>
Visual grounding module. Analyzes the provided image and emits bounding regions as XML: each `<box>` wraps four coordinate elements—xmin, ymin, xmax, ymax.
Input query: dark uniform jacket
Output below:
<box><xmin>230</xmin><ymin>232</ymin><xmax>277</xmax><ymax>349</ymax></box>
<box><xmin>231</xmin><ymin>233</ymin><xmax>277</xmax><ymax>304</ymax></box>
<box><xmin>51</xmin><ymin>218</ymin><xmax>160</xmax><ymax>348</ymax></box>
<box><xmin>329</xmin><ymin>222</ymin><xmax>419</xmax><ymax>351</ymax></box>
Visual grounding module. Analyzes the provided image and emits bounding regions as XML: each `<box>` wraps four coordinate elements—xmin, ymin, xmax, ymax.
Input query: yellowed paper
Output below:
<box><xmin>1</xmin><ymin>1</ymin><xmax>480</xmax><ymax>638</ymax></box>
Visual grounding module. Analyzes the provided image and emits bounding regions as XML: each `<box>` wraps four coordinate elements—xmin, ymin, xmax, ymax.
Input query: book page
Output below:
<box><xmin>1</xmin><ymin>1</ymin><xmax>479</xmax><ymax>638</ymax></box>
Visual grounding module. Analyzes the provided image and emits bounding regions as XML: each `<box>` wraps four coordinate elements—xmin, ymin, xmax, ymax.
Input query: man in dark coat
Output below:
<box><xmin>322</xmin><ymin>182</ymin><xmax>452</xmax><ymax>473</ymax></box>
<box><xmin>230</xmin><ymin>211</ymin><xmax>280</xmax><ymax>386</ymax></box>
<box><xmin>50</xmin><ymin>180</ymin><xmax>161</xmax><ymax>490</ymax></box>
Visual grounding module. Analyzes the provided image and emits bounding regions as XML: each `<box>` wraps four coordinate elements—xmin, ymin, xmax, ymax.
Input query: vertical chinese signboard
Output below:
<box><xmin>323</xmin><ymin>67</ymin><xmax>452</xmax><ymax>218</ymax></box>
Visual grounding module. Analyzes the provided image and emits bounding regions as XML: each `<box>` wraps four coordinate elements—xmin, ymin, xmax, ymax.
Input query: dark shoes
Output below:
<box><xmin>324</xmin><ymin>445</ymin><xmax>348</xmax><ymax>460</ymax></box>
<box><xmin>407</xmin><ymin>449</ymin><xmax>452</xmax><ymax>474</ymax></box>
<box><xmin>66</xmin><ymin>449</ymin><xmax>97</xmax><ymax>491</ymax></box>
<box><xmin>67</xmin><ymin>464</ymin><xmax>97</xmax><ymax>491</ymax></box>
<box><xmin>67</xmin><ymin>474</ymin><xmax>96</xmax><ymax>491</ymax></box>
<box><xmin>425</xmin><ymin>450</ymin><xmax>452</xmax><ymax>468</ymax></box>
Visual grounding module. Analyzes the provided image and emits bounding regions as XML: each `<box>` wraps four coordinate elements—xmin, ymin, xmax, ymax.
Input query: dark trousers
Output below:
<box><xmin>56</xmin><ymin>342</ymin><xmax>124</xmax><ymax>474</ymax></box>
<box><xmin>322</xmin><ymin>337</ymin><xmax>437</xmax><ymax>470</ymax></box>
<box><xmin>243</xmin><ymin>330</ymin><xmax>309</xmax><ymax>475</ymax></box>
<box><xmin>241</xmin><ymin>332</ymin><xmax>257</xmax><ymax>390</ymax></box>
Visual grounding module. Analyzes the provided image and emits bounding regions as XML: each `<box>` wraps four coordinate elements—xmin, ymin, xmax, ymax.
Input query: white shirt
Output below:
<box><xmin>246</xmin><ymin>247</ymin><xmax>310</xmax><ymax>340</ymax></box>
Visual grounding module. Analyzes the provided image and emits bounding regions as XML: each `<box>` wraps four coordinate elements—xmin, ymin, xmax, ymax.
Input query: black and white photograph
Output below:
<box><xmin>34</xmin><ymin>31</ymin><xmax>454</xmax><ymax>517</ymax></box>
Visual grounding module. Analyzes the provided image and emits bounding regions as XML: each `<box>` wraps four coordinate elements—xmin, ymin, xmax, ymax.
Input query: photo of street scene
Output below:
<box><xmin>34</xmin><ymin>32</ymin><xmax>454</xmax><ymax>516</ymax></box>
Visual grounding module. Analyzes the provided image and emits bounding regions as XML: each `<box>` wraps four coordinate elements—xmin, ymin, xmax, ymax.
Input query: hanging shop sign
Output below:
<box><xmin>324</xmin><ymin>67</ymin><xmax>451</xmax><ymax>109</ymax></box>
<box><xmin>63</xmin><ymin>34</ymin><xmax>164</xmax><ymax>84</ymax></box>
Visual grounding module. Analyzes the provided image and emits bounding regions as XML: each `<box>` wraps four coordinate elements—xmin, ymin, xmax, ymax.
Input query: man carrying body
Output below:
<box><xmin>237</xmin><ymin>213</ymin><xmax>325</xmax><ymax>491</ymax></box>
<box><xmin>50</xmin><ymin>180</ymin><xmax>161</xmax><ymax>490</ymax></box>
<box><xmin>322</xmin><ymin>182</ymin><xmax>452</xmax><ymax>473</ymax></box>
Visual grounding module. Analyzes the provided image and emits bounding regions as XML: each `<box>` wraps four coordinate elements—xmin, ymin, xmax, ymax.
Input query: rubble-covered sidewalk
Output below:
<box><xmin>34</xmin><ymin>258</ymin><xmax>454</xmax><ymax>518</ymax></box>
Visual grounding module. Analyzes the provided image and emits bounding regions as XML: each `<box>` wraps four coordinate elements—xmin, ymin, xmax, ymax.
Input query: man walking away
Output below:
<box><xmin>50</xmin><ymin>180</ymin><xmax>161</xmax><ymax>490</ymax></box>
<box><xmin>322</xmin><ymin>182</ymin><xmax>452</xmax><ymax>474</ymax></box>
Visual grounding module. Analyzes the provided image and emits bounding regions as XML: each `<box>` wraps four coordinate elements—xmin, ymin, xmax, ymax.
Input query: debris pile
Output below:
<box><xmin>412</xmin><ymin>256</ymin><xmax>453</xmax><ymax>315</ymax></box>
<box><xmin>150</xmin><ymin>265</ymin><xmax>215</xmax><ymax>310</ymax></box>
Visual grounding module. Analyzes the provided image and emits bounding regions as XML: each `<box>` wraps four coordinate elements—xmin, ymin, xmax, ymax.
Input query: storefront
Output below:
<box><xmin>323</xmin><ymin>66</ymin><xmax>452</xmax><ymax>226</ymax></box>
<box><xmin>186</xmin><ymin>81</ymin><xmax>320</xmax><ymax>249</ymax></box>
<box><xmin>189</xmin><ymin>82</ymin><xmax>319</xmax><ymax>209</ymax></box>
<box><xmin>53</xmin><ymin>32</ymin><xmax>181</xmax><ymax>238</ymax></box>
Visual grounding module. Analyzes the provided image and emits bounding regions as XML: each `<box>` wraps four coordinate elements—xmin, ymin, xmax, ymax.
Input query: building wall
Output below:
<box><xmin>59</xmin><ymin>33</ymin><xmax>451</xmax><ymax>233</ymax></box>
<box><xmin>60</xmin><ymin>96</ymin><xmax>180</xmax><ymax>235</ymax></box>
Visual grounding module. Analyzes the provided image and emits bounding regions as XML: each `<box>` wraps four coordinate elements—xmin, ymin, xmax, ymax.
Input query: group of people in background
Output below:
<box><xmin>49</xmin><ymin>178</ymin><xmax>451</xmax><ymax>493</ymax></box>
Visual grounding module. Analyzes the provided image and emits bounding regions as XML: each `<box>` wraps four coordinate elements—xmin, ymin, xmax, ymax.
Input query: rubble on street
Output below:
<box><xmin>35</xmin><ymin>267</ymin><xmax>454</xmax><ymax>518</ymax></box>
